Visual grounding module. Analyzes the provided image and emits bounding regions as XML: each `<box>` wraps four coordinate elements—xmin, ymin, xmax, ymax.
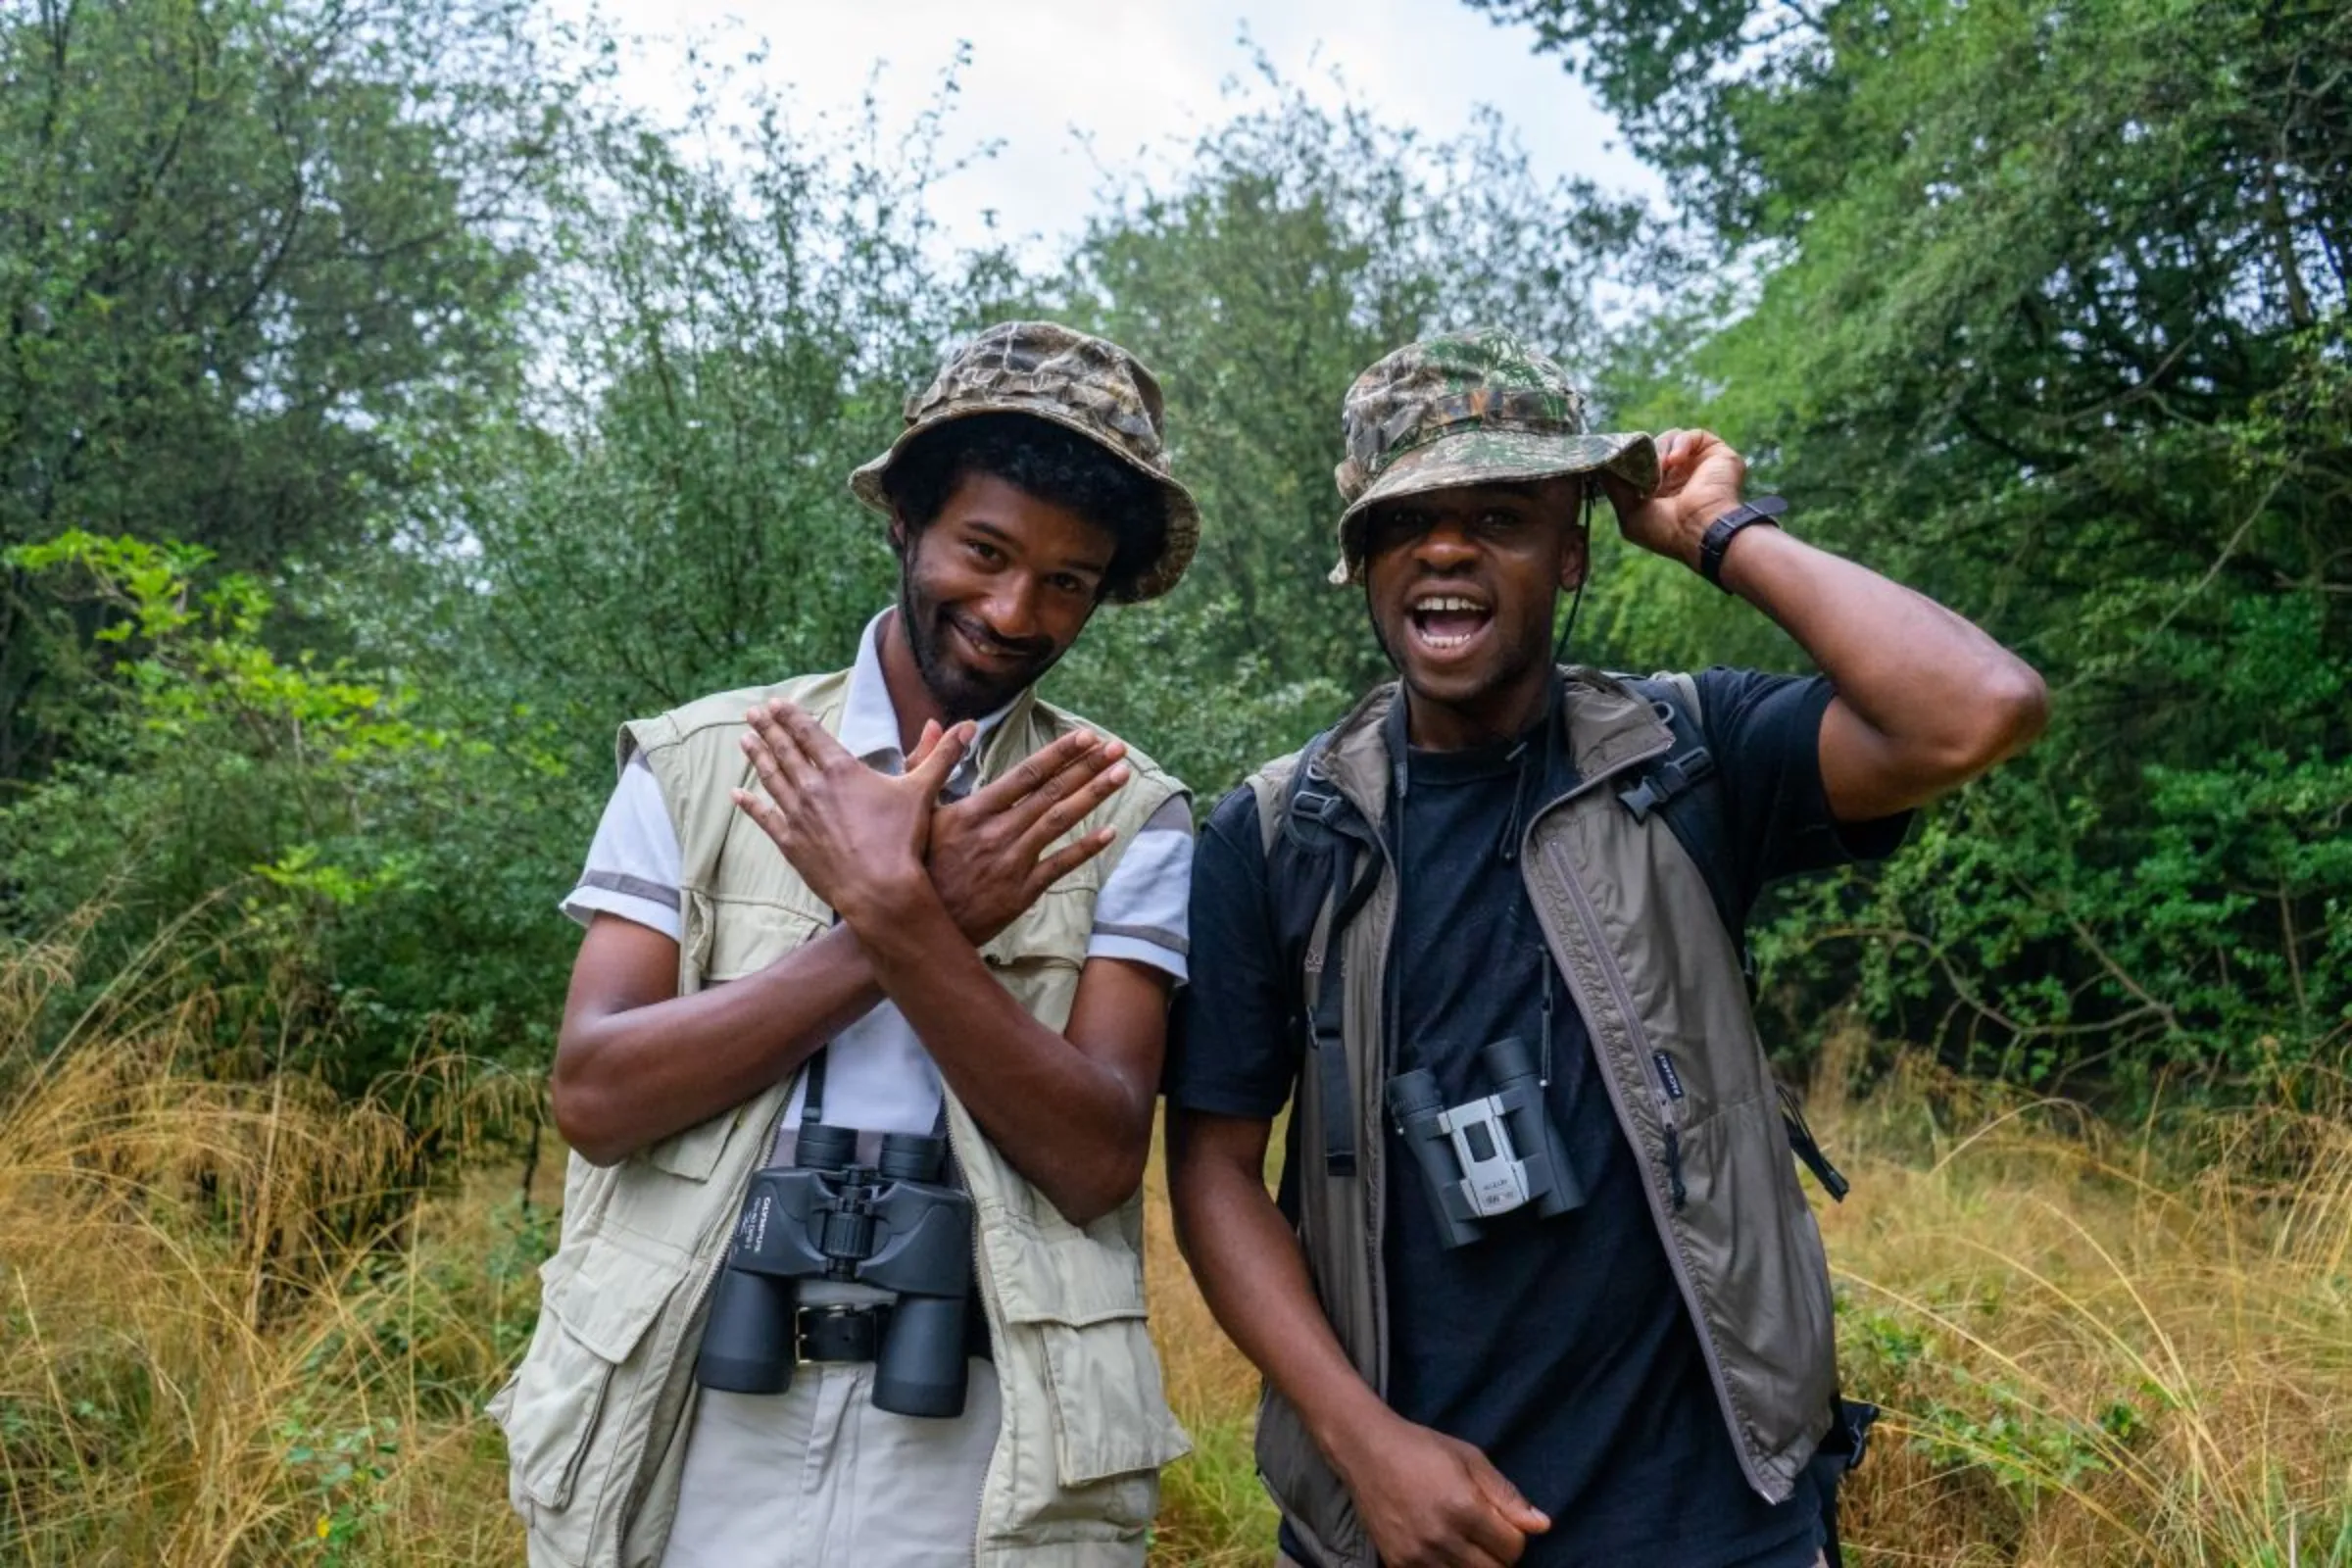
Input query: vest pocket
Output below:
<box><xmin>1673</xmin><ymin>1095</ymin><xmax>1838</xmax><ymax>1473</ymax></box>
<box><xmin>641</xmin><ymin>1109</ymin><xmax>735</xmax><ymax>1182</ymax></box>
<box><xmin>703</xmin><ymin>902</ymin><xmax>826</xmax><ymax>985</ymax></box>
<box><xmin>491</xmin><ymin>1237</ymin><xmax>686</xmax><ymax>1560</ymax></box>
<box><xmin>988</xmin><ymin>1229</ymin><xmax>1190</xmax><ymax>1529</ymax></box>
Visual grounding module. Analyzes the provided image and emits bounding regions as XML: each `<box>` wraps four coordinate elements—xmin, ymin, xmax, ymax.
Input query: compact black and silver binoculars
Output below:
<box><xmin>1386</xmin><ymin>1036</ymin><xmax>1583</xmax><ymax>1250</ymax></box>
<box><xmin>692</xmin><ymin>1122</ymin><xmax>977</xmax><ymax>1417</ymax></box>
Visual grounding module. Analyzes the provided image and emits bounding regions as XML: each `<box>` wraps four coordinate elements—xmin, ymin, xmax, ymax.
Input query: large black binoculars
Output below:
<box><xmin>1386</xmin><ymin>1036</ymin><xmax>1583</xmax><ymax>1250</ymax></box>
<box><xmin>693</xmin><ymin>1122</ymin><xmax>976</xmax><ymax>1417</ymax></box>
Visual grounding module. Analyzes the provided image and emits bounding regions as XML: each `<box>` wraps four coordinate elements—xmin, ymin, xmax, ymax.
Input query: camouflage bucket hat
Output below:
<box><xmin>1328</xmin><ymin>328</ymin><xmax>1658</xmax><ymax>585</ymax></box>
<box><xmin>850</xmin><ymin>320</ymin><xmax>1200</xmax><ymax>602</ymax></box>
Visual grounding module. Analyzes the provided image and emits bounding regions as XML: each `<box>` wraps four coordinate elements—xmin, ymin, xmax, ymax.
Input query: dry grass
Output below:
<box><xmin>0</xmin><ymin>918</ymin><xmax>542</xmax><ymax>1567</ymax></box>
<box><xmin>6</xmin><ymin>920</ymin><xmax>2348</xmax><ymax>1566</ymax></box>
<box><xmin>1816</xmin><ymin>1046</ymin><xmax>2352</xmax><ymax>1567</ymax></box>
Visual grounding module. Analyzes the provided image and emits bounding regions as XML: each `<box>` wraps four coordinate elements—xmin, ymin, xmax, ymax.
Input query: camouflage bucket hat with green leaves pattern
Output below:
<box><xmin>1328</xmin><ymin>328</ymin><xmax>1659</xmax><ymax>585</ymax></box>
<box><xmin>850</xmin><ymin>320</ymin><xmax>1200</xmax><ymax>602</ymax></box>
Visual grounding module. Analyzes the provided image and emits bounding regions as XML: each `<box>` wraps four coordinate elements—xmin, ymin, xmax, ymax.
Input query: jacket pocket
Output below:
<box><xmin>987</xmin><ymin>1227</ymin><xmax>1190</xmax><ymax>1533</ymax></box>
<box><xmin>1674</xmin><ymin>1094</ymin><xmax>1838</xmax><ymax>1484</ymax></box>
<box><xmin>491</xmin><ymin>1236</ymin><xmax>687</xmax><ymax>1562</ymax></box>
<box><xmin>1254</xmin><ymin>1384</ymin><xmax>1364</xmax><ymax>1565</ymax></box>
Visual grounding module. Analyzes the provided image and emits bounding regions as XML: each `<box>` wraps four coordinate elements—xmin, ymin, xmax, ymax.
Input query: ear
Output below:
<box><xmin>887</xmin><ymin>515</ymin><xmax>912</xmax><ymax>562</ymax></box>
<box><xmin>1558</xmin><ymin>518</ymin><xmax>1591</xmax><ymax>592</ymax></box>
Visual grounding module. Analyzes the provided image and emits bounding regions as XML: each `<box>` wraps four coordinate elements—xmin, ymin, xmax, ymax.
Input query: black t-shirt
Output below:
<box><xmin>1166</xmin><ymin>670</ymin><xmax>1909</xmax><ymax>1568</ymax></box>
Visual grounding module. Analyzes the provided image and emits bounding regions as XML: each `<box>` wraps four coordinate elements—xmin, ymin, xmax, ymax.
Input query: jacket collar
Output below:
<box><xmin>1308</xmin><ymin>666</ymin><xmax>1675</xmax><ymax>832</ymax></box>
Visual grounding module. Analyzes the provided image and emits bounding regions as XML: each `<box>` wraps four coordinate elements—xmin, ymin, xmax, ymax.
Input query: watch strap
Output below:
<box><xmin>1697</xmin><ymin>495</ymin><xmax>1788</xmax><ymax>590</ymax></box>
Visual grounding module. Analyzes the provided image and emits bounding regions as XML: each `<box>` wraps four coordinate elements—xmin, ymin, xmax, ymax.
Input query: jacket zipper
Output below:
<box><xmin>1542</xmin><ymin>836</ymin><xmax>1780</xmax><ymax>1502</ymax></box>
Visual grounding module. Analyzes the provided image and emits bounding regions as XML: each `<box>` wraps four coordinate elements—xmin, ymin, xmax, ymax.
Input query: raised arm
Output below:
<box><xmin>1603</xmin><ymin>430</ymin><xmax>2049</xmax><ymax>822</ymax></box>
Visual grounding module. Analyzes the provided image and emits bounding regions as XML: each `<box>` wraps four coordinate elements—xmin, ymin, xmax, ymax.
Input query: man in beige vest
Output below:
<box><xmin>492</xmin><ymin>323</ymin><xmax>1198</xmax><ymax>1568</ymax></box>
<box><xmin>1165</xmin><ymin>330</ymin><xmax>2049</xmax><ymax>1568</ymax></box>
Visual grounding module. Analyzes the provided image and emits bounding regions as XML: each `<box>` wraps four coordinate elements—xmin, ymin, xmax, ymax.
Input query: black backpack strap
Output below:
<box><xmin>1622</xmin><ymin>672</ymin><xmax>1746</xmax><ymax>959</ymax></box>
<box><xmin>1253</xmin><ymin>734</ymin><xmax>1379</xmax><ymax>1178</ymax></box>
<box><xmin>1808</xmin><ymin>1395</ymin><xmax>1879</xmax><ymax>1568</ymax></box>
<box><xmin>1621</xmin><ymin>672</ymin><xmax>1850</xmax><ymax>1203</ymax></box>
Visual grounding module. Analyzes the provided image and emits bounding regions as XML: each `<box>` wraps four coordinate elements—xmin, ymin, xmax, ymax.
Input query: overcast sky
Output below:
<box><xmin>557</xmin><ymin>0</ymin><xmax>1659</xmax><ymax>264</ymax></box>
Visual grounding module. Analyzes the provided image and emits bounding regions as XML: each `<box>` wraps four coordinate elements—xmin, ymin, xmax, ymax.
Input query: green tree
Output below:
<box><xmin>0</xmin><ymin>0</ymin><xmax>564</xmax><ymax>780</ymax></box>
<box><xmin>1052</xmin><ymin>69</ymin><xmax>1648</xmax><ymax>797</ymax></box>
<box><xmin>1481</xmin><ymin>0</ymin><xmax>2352</xmax><ymax>1082</ymax></box>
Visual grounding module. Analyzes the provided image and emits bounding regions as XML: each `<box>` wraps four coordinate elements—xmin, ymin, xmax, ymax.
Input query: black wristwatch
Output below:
<box><xmin>1697</xmin><ymin>495</ymin><xmax>1788</xmax><ymax>590</ymax></box>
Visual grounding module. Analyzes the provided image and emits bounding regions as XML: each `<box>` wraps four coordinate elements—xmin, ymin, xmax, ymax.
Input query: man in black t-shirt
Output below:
<box><xmin>1164</xmin><ymin>330</ymin><xmax>2047</xmax><ymax>1568</ymax></box>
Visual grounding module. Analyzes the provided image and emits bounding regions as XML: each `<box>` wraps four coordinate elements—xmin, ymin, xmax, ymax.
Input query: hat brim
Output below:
<box><xmin>1328</xmin><ymin>428</ymin><xmax>1659</xmax><ymax>585</ymax></box>
<box><xmin>849</xmin><ymin>397</ymin><xmax>1200</xmax><ymax>603</ymax></box>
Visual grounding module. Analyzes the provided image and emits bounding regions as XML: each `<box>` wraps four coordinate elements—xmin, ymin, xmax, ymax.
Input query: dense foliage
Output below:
<box><xmin>1476</xmin><ymin>0</ymin><xmax>2351</xmax><ymax>1085</ymax></box>
<box><xmin>2</xmin><ymin>0</ymin><xmax>2343</xmax><ymax>1104</ymax></box>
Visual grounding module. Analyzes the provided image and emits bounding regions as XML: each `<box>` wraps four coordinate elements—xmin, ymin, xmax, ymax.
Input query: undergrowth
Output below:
<box><xmin>5</xmin><ymin>918</ymin><xmax>2346</xmax><ymax>1565</ymax></box>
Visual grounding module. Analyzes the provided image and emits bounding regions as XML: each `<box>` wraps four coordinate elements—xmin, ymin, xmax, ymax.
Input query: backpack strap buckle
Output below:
<box><xmin>1618</xmin><ymin>747</ymin><xmax>1717</xmax><ymax>823</ymax></box>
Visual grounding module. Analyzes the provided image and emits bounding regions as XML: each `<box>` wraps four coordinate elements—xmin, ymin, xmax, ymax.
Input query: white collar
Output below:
<box><xmin>838</xmin><ymin>610</ymin><xmax>1018</xmax><ymax>791</ymax></box>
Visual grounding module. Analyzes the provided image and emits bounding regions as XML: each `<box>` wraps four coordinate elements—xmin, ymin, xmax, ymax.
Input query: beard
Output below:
<box><xmin>898</xmin><ymin>556</ymin><xmax>1065</xmax><ymax>721</ymax></box>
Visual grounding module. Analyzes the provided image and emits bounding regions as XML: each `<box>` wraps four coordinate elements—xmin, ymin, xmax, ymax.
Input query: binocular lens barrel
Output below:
<box><xmin>1480</xmin><ymin>1035</ymin><xmax>1536</xmax><ymax>1084</ymax></box>
<box><xmin>871</xmin><ymin>1293</ymin><xmax>970</xmax><ymax>1418</ymax></box>
<box><xmin>692</xmin><ymin>1267</ymin><xmax>799</xmax><ymax>1394</ymax></box>
<box><xmin>795</xmin><ymin>1122</ymin><xmax>856</xmax><ymax>1172</ymax></box>
<box><xmin>1385</xmin><ymin>1067</ymin><xmax>1443</xmax><ymax>1119</ymax></box>
<box><xmin>877</xmin><ymin>1132</ymin><xmax>946</xmax><ymax>1184</ymax></box>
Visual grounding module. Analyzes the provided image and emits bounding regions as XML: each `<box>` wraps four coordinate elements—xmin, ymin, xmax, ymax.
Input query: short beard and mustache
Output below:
<box><xmin>898</xmin><ymin>548</ymin><xmax>1064</xmax><ymax>721</ymax></box>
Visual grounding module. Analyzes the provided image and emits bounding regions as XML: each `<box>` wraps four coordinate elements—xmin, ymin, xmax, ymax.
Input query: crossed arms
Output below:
<box><xmin>551</xmin><ymin>709</ymin><xmax>1168</xmax><ymax>1226</ymax></box>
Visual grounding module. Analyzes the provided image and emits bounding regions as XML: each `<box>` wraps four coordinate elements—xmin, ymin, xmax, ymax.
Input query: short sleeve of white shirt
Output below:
<box><xmin>562</xmin><ymin>755</ymin><xmax>684</xmax><ymax>942</ymax></box>
<box><xmin>560</xmin><ymin>759</ymin><xmax>1192</xmax><ymax>981</ymax></box>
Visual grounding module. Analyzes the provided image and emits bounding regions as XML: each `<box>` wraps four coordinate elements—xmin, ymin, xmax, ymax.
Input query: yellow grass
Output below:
<box><xmin>6</xmin><ymin>922</ymin><xmax>2348</xmax><ymax>1566</ymax></box>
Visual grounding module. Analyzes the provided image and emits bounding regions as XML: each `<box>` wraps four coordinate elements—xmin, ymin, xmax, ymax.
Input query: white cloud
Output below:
<box><xmin>556</xmin><ymin>0</ymin><xmax>1656</xmax><ymax>263</ymax></box>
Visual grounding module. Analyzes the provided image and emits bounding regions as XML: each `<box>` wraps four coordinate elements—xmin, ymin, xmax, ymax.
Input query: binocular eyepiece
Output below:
<box><xmin>693</xmin><ymin>1124</ymin><xmax>976</xmax><ymax>1418</ymax></box>
<box><xmin>1386</xmin><ymin>1036</ymin><xmax>1583</xmax><ymax>1250</ymax></box>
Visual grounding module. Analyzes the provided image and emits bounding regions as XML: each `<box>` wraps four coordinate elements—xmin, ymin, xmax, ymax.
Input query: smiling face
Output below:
<box><xmin>892</xmin><ymin>470</ymin><xmax>1117</xmax><ymax>722</ymax></box>
<box><xmin>1360</xmin><ymin>476</ymin><xmax>1589</xmax><ymax>749</ymax></box>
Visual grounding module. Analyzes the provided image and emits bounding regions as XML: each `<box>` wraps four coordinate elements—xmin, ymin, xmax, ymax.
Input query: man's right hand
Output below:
<box><xmin>1331</xmin><ymin>1411</ymin><xmax>1550</xmax><ymax>1567</ymax></box>
<box><xmin>917</xmin><ymin>723</ymin><xmax>1133</xmax><ymax>947</ymax></box>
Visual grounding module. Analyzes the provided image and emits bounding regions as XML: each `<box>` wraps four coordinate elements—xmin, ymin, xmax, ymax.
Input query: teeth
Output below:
<box><xmin>1420</xmin><ymin>630</ymin><xmax>1476</xmax><ymax>649</ymax></box>
<box><xmin>1413</xmin><ymin>595</ymin><xmax>1486</xmax><ymax>612</ymax></box>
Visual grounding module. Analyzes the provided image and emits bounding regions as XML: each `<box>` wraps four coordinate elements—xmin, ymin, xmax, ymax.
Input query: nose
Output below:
<box><xmin>977</xmin><ymin>575</ymin><xmax>1043</xmax><ymax>642</ymax></box>
<box><xmin>1411</xmin><ymin>516</ymin><xmax>1479</xmax><ymax>569</ymax></box>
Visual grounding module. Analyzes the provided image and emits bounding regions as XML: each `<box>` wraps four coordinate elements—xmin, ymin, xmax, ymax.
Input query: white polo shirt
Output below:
<box><xmin>561</xmin><ymin>612</ymin><xmax>1192</xmax><ymax>1140</ymax></box>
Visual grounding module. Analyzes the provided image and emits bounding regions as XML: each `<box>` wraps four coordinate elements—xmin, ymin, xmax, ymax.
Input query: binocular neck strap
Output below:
<box><xmin>801</xmin><ymin>1045</ymin><xmax>831</xmax><ymax>1127</ymax></box>
<box><xmin>1380</xmin><ymin>686</ymin><xmax>1563</xmax><ymax>1088</ymax></box>
<box><xmin>793</xmin><ymin>1042</ymin><xmax>956</xmax><ymax>1144</ymax></box>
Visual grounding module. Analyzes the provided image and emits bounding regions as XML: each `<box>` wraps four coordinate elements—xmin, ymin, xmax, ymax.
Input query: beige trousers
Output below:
<box><xmin>660</xmin><ymin>1354</ymin><xmax>1001</xmax><ymax>1568</ymax></box>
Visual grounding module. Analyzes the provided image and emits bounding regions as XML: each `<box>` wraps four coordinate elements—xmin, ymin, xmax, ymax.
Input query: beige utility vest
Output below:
<box><xmin>1246</xmin><ymin>672</ymin><xmax>1839</xmax><ymax>1568</ymax></box>
<box><xmin>489</xmin><ymin>668</ymin><xmax>1191</xmax><ymax>1568</ymax></box>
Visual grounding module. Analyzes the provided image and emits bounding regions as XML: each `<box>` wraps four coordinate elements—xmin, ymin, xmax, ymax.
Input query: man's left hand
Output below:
<box><xmin>1599</xmin><ymin>427</ymin><xmax>1748</xmax><ymax>571</ymax></box>
<box><xmin>732</xmin><ymin>699</ymin><xmax>971</xmax><ymax>929</ymax></box>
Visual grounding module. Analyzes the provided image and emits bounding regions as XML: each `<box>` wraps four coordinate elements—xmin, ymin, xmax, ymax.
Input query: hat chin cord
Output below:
<box><xmin>1551</xmin><ymin>486</ymin><xmax>1597</xmax><ymax>666</ymax></box>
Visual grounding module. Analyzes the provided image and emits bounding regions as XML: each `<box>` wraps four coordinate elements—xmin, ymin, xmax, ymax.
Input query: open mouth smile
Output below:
<box><xmin>1407</xmin><ymin>591</ymin><xmax>1494</xmax><ymax>654</ymax></box>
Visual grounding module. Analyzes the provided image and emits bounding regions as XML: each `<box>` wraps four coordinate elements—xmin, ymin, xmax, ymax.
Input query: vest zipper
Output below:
<box><xmin>1541</xmin><ymin>837</ymin><xmax>1780</xmax><ymax>1504</ymax></box>
<box><xmin>941</xmin><ymin>1096</ymin><xmax>997</xmax><ymax>1568</ymax></box>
